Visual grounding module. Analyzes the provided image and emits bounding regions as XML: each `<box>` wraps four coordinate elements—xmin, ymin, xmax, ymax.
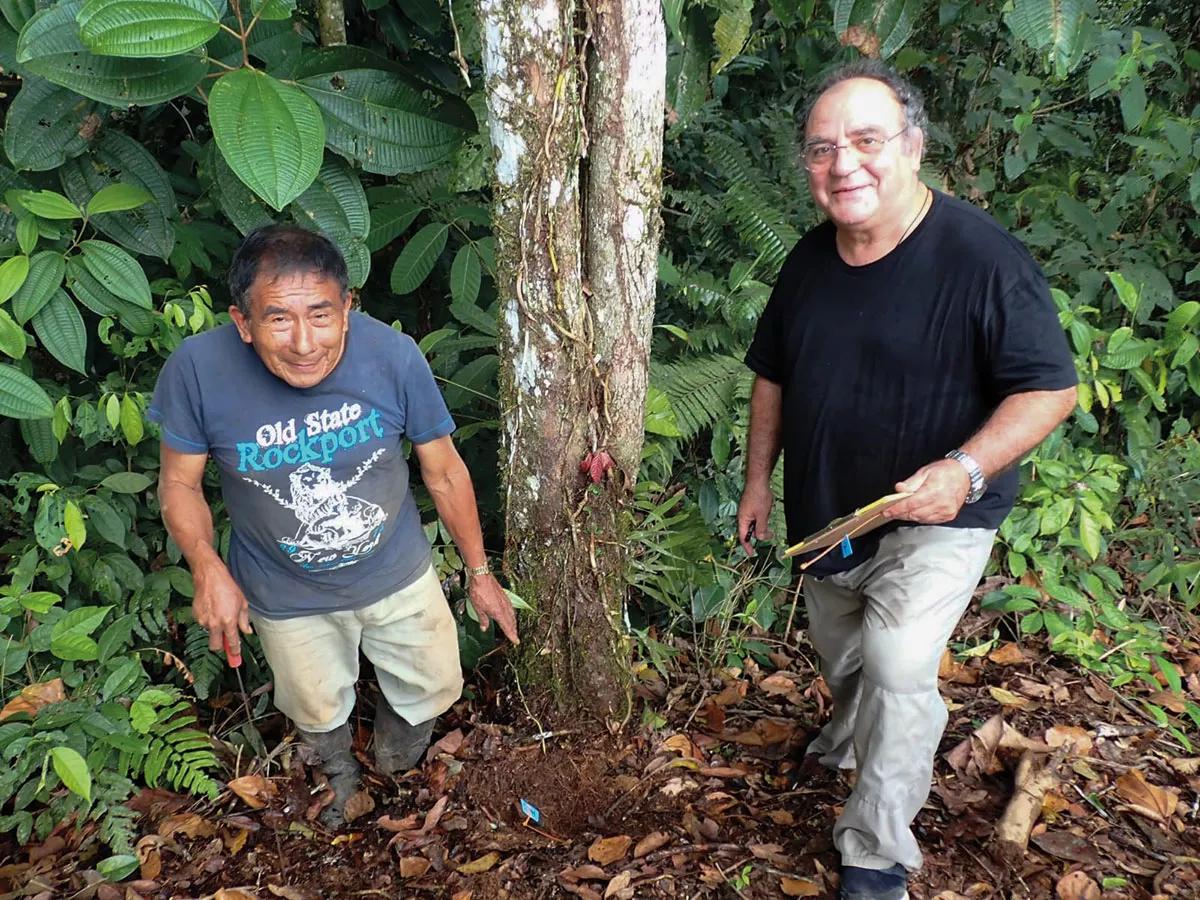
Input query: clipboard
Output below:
<box><xmin>783</xmin><ymin>492</ymin><xmax>913</xmax><ymax>558</ymax></box>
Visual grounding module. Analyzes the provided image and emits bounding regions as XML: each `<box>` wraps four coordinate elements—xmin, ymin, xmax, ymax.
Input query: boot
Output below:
<box><xmin>297</xmin><ymin>723</ymin><xmax>362</xmax><ymax>828</ymax></box>
<box><xmin>373</xmin><ymin>697</ymin><xmax>435</xmax><ymax>776</ymax></box>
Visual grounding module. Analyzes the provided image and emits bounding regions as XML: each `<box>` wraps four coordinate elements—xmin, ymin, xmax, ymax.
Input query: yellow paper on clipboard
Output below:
<box><xmin>782</xmin><ymin>492</ymin><xmax>913</xmax><ymax>558</ymax></box>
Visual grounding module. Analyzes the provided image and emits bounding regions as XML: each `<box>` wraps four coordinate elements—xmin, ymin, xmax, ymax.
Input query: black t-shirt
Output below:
<box><xmin>745</xmin><ymin>191</ymin><xmax>1078</xmax><ymax>575</ymax></box>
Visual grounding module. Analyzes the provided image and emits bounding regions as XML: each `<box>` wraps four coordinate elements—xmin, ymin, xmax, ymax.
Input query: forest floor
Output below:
<box><xmin>2</xmin><ymin>583</ymin><xmax>1198</xmax><ymax>900</ymax></box>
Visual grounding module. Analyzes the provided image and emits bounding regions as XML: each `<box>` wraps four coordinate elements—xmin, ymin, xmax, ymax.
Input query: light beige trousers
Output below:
<box><xmin>249</xmin><ymin>563</ymin><xmax>463</xmax><ymax>732</ymax></box>
<box><xmin>804</xmin><ymin>525</ymin><xmax>996</xmax><ymax>873</ymax></box>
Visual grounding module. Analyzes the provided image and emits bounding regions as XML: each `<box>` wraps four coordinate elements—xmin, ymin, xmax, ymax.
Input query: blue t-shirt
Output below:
<box><xmin>149</xmin><ymin>312</ymin><xmax>455</xmax><ymax>618</ymax></box>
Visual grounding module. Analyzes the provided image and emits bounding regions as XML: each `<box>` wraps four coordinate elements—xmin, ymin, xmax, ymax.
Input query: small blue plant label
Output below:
<box><xmin>519</xmin><ymin>799</ymin><xmax>541</xmax><ymax>823</ymax></box>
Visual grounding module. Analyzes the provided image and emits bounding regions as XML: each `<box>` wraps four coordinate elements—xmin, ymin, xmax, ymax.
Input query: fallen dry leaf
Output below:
<box><xmin>560</xmin><ymin>864</ymin><xmax>608</xmax><ymax>882</ymax></box>
<box><xmin>135</xmin><ymin>836</ymin><xmax>162</xmax><ymax>881</ymax></box>
<box><xmin>209</xmin><ymin>890</ymin><xmax>257</xmax><ymax>900</ymax></box>
<box><xmin>1148</xmin><ymin>690</ymin><xmax>1188</xmax><ymax>713</ymax></box>
<box><xmin>456</xmin><ymin>851</ymin><xmax>500</xmax><ymax>875</ymax></box>
<box><xmin>377</xmin><ymin>813</ymin><xmax>420</xmax><ymax>833</ymax></box>
<box><xmin>1055</xmin><ymin>870</ymin><xmax>1100</xmax><ymax>900</ymax></box>
<box><xmin>758</xmin><ymin>672</ymin><xmax>797</xmax><ymax>695</ymax></box>
<box><xmin>341</xmin><ymin>789</ymin><xmax>375</xmax><ymax>823</ymax></box>
<box><xmin>158</xmin><ymin>812</ymin><xmax>216</xmax><ymax>840</ymax></box>
<box><xmin>426</xmin><ymin>728</ymin><xmax>465</xmax><ymax>760</ymax></box>
<box><xmin>661</xmin><ymin>734</ymin><xmax>698</xmax><ymax>757</ymax></box>
<box><xmin>227</xmin><ymin>775</ymin><xmax>277</xmax><ymax>810</ymax></box>
<box><xmin>450</xmin><ymin>893</ymin><xmax>472</xmax><ymax>900</ymax></box>
<box><xmin>224</xmin><ymin>827</ymin><xmax>251</xmax><ymax>855</ymax></box>
<box><xmin>266</xmin><ymin>886</ymin><xmax>309</xmax><ymax>900</ymax></box>
<box><xmin>603</xmin><ymin>871</ymin><xmax>633</xmax><ymax>898</ymax></box>
<box><xmin>988</xmin><ymin>642</ymin><xmax>1026</xmax><ymax>666</ymax></box>
<box><xmin>699</xmin><ymin>766</ymin><xmax>748</xmax><ymax>778</ymax></box>
<box><xmin>1044</xmin><ymin>725</ymin><xmax>1093</xmax><ymax>755</ymax></box>
<box><xmin>399</xmin><ymin>856</ymin><xmax>431</xmax><ymax>878</ymax></box>
<box><xmin>780</xmin><ymin>876</ymin><xmax>821</xmax><ymax>896</ymax></box>
<box><xmin>0</xmin><ymin>678</ymin><xmax>66</xmax><ymax>721</ymax></box>
<box><xmin>1032</xmin><ymin>831</ymin><xmax>1100</xmax><ymax>865</ymax></box>
<box><xmin>1167</xmin><ymin>757</ymin><xmax>1200</xmax><ymax>775</ymax></box>
<box><xmin>1115</xmin><ymin>769</ymin><xmax>1178</xmax><ymax>822</ymax></box>
<box><xmin>711</xmin><ymin>681</ymin><xmax>746</xmax><ymax>706</ymax></box>
<box><xmin>989</xmin><ymin>686</ymin><xmax>1033</xmax><ymax>709</ymax></box>
<box><xmin>938</xmin><ymin>650</ymin><xmax>979</xmax><ymax>685</ymax></box>
<box><xmin>588</xmin><ymin>835</ymin><xmax>632</xmax><ymax>866</ymax></box>
<box><xmin>749</xmin><ymin>843</ymin><xmax>790</xmax><ymax>867</ymax></box>
<box><xmin>767</xmin><ymin>809</ymin><xmax>795</xmax><ymax>825</ymax></box>
<box><xmin>633</xmin><ymin>832</ymin><xmax>670</xmax><ymax>858</ymax></box>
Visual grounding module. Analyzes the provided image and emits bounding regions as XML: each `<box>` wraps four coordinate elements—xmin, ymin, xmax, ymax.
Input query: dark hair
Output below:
<box><xmin>802</xmin><ymin>59</ymin><xmax>929</xmax><ymax>137</ymax></box>
<box><xmin>227</xmin><ymin>225</ymin><xmax>349</xmax><ymax>315</ymax></box>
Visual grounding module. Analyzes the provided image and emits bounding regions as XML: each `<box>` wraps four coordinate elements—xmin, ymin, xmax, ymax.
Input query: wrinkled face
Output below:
<box><xmin>804</xmin><ymin>78</ymin><xmax>923</xmax><ymax>231</ymax></box>
<box><xmin>229</xmin><ymin>270</ymin><xmax>350</xmax><ymax>389</ymax></box>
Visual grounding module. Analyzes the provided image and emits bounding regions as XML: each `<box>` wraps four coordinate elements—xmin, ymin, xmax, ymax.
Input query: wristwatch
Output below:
<box><xmin>945</xmin><ymin>449</ymin><xmax>987</xmax><ymax>504</ymax></box>
<box><xmin>465</xmin><ymin>563</ymin><xmax>491</xmax><ymax>581</ymax></box>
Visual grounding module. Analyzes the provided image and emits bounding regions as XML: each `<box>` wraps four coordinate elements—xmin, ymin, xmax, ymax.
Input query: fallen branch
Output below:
<box><xmin>991</xmin><ymin>748</ymin><xmax>1066</xmax><ymax>864</ymax></box>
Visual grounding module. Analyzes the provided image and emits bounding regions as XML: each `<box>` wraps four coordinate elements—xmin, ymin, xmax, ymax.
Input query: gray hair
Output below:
<box><xmin>801</xmin><ymin>60</ymin><xmax>929</xmax><ymax>136</ymax></box>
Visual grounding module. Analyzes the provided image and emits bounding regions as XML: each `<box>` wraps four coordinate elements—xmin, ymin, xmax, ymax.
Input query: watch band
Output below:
<box><xmin>465</xmin><ymin>563</ymin><xmax>491</xmax><ymax>579</ymax></box>
<box><xmin>945</xmin><ymin>449</ymin><xmax>987</xmax><ymax>503</ymax></box>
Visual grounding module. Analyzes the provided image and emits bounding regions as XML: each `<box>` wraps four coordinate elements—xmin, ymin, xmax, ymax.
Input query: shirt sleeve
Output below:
<box><xmin>146</xmin><ymin>342</ymin><xmax>209</xmax><ymax>454</ymax></box>
<box><xmin>981</xmin><ymin>250</ymin><xmax>1079</xmax><ymax>397</ymax></box>
<box><xmin>398</xmin><ymin>334</ymin><xmax>456</xmax><ymax>443</ymax></box>
<box><xmin>744</xmin><ymin>250</ymin><xmax>800</xmax><ymax>384</ymax></box>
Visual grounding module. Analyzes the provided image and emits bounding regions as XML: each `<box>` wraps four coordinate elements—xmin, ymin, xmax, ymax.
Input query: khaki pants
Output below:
<box><xmin>804</xmin><ymin>526</ymin><xmax>996</xmax><ymax>872</ymax></box>
<box><xmin>249</xmin><ymin>563</ymin><xmax>464</xmax><ymax>732</ymax></box>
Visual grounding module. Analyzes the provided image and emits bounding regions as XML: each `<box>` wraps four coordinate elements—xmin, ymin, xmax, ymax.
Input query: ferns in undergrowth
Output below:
<box><xmin>651</xmin><ymin>354</ymin><xmax>750</xmax><ymax>440</ymax></box>
<box><xmin>183</xmin><ymin>621</ymin><xmax>225</xmax><ymax>701</ymax></box>
<box><xmin>116</xmin><ymin>697</ymin><xmax>220</xmax><ymax>799</ymax></box>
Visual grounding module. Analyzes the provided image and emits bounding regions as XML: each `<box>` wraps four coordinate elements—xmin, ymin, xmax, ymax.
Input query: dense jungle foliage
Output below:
<box><xmin>0</xmin><ymin>0</ymin><xmax>1195</xmax><ymax>875</ymax></box>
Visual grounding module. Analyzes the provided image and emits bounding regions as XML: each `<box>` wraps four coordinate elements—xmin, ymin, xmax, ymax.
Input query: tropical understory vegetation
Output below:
<box><xmin>0</xmin><ymin>0</ymin><xmax>1195</xmax><ymax>888</ymax></box>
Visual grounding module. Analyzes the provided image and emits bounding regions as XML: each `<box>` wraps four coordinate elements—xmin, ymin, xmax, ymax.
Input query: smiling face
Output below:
<box><xmin>229</xmin><ymin>269</ymin><xmax>351</xmax><ymax>389</ymax></box>
<box><xmin>805</xmin><ymin>77</ymin><xmax>924</xmax><ymax>232</ymax></box>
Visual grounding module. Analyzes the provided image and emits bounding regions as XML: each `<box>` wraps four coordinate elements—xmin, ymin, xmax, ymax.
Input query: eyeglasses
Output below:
<box><xmin>803</xmin><ymin>125</ymin><xmax>910</xmax><ymax>171</ymax></box>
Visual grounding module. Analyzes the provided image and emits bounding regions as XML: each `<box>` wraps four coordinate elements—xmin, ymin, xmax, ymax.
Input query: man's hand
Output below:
<box><xmin>193</xmin><ymin>563</ymin><xmax>253</xmax><ymax>659</ymax></box>
<box><xmin>884</xmin><ymin>459</ymin><xmax>970</xmax><ymax>524</ymax></box>
<box><xmin>737</xmin><ymin>482</ymin><xmax>774</xmax><ymax>555</ymax></box>
<box><xmin>468</xmin><ymin>574</ymin><xmax>519</xmax><ymax>644</ymax></box>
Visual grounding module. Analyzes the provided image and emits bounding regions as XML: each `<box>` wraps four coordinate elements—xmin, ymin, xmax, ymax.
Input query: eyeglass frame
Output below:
<box><xmin>802</xmin><ymin>124</ymin><xmax>912</xmax><ymax>172</ymax></box>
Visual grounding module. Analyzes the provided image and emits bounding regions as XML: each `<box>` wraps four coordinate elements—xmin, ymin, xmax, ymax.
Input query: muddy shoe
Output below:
<box><xmin>373</xmin><ymin>698</ymin><xmax>435</xmax><ymax>776</ymax></box>
<box><xmin>297</xmin><ymin>724</ymin><xmax>362</xmax><ymax>828</ymax></box>
<box><xmin>840</xmin><ymin>863</ymin><xmax>908</xmax><ymax>900</ymax></box>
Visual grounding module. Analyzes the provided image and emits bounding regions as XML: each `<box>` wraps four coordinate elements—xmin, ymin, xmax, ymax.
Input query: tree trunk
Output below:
<box><xmin>480</xmin><ymin>0</ymin><xmax>665</xmax><ymax>719</ymax></box>
<box><xmin>317</xmin><ymin>0</ymin><xmax>346</xmax><ymax>46</ymax></box>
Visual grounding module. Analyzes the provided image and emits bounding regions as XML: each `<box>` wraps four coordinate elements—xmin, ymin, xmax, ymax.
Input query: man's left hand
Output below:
<box><xmin>468</xmin><ymin>574</ymin><xmax>520</xmax><ymax>644</ymax></box>
<box><xmin>884</xmin><ymin>459</ymin><xmax>971</xmax><ymax>524</ymax></box>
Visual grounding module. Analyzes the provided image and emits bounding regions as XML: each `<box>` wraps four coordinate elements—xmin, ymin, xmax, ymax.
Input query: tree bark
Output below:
<box><xmin>317</xmin><ymin>0</ymin><xmax>347</xmax><ymax>46</ymax></box>
<box><xmin>480</xmin><ymin>0</ymin><xmax>665</xmax><ymax>719</ymax></box>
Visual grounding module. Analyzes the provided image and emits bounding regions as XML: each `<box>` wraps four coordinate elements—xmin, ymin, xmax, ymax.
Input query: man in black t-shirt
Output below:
<box><xmin>738</xmin><ymin>61</ymin><xmax>1077</xmax><ymax>900</ymax></box>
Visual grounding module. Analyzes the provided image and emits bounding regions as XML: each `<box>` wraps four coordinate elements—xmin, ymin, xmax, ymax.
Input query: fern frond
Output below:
<box><xmin>651</xmin><ymin>354</ymin><xmax>749</xmax><ymax>439</ymax></box>
<box><xmin>183</xmin><ymin>623</ymin><xmax>223</xmax><ymax>701</ymax></box>
<box><xmin>725</xmin><ymin>185</ymin><xmax>799</xmax><ymax>276</ymax></box>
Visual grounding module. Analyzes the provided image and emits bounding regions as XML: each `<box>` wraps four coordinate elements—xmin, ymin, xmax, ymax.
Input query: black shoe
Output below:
<box><xmin>840</xmin><ymin>864</ymin><xmax>908</xmax><ymax>900</ymax></box>
<box><xmin>373</xmin><ymin>697</ymin><xmax>435</xmax><ymax>776</ymax></box>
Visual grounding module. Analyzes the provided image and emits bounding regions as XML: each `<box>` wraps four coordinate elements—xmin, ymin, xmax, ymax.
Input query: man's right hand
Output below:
<box><xmin>736</xmin><ymin>482</ymin><xmax>774</xmax><ymax>556</ymax></box>
<box><xmin>192</xmin><ymin>563</ymin><xmax>253</xmax><ymax>659</ymax></box>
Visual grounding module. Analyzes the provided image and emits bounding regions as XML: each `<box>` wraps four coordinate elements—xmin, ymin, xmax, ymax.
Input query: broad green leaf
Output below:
<box><xmin>449</xmin><ymin>244</ymin><xmax>481</xmax><ymax>307</ymax></box>
<box><xmin>105</xmin><ymin>392</ymin><xmax>119</xmax><ymax>428</ymax></box>
<box><xmin>209</xmin><ymin>68</ymin><xmax>325</xmax><ymax>211</ymax></box>
<box><xmin>49</xmin><ymin>746</ymin><xmax>91</xmax><ymax>802</ymax></box>
<box><xmin>119</xmin><ymin>393</ymin><xmax>142</xmax><ymax>444</ymax></box>
<box><xmin>390</xmin><ymin>223</ymin><xmax>447</xmax><ymax>294</ymax></box>
<box><xmin>201</xmin><ymin>142</ymin><xmax>274</xmax><ymax>235</ymax></box>
<box><xmin>365</xmin><ymin>199</ymin><xmax>422</xmax><ymax>253</ymax></box>
<box><xmin>85</xmin><ymin>183</ymin><xmax>154</xmax><ymax>215</ymax></box>
<box><xmin>832</xmin><ymin>0</ymin><xmax>919</xmax><ymax>60</ymax></box>
<box><xmin>63</xmin><ymin>498</ymin><xmax>86</xmax><ymax>550</ymax></box>
<box><xmin>53</xmin><ymin>395</ymin><xmax>71</xmax><ymax>442</ymax></box>
<box><xmin>83</xmin><ymin>495</ymin><xmax>125</xmax><ymax>547</ymax></box>
<box><xmin>0</xmin><ymin>308</ymin><xmax>28</xmax><ymax>360</ymax></box>
<box><xmin>51</xmin><ymin>603</ymin><xmax>112</xmax><ymax>658</ymax></box>
<box><xmin>96</xmin><ymin>855</ymin><xmax>139</xmax><ymax>882</ymax></box>
<box><xmin>67</xmin><ymin>262</ymin><xmax>157</xmax><ymax>334</ymax></box>
<box><xmin>1005</xmin><ymin>0</ymin><xmax>1089</xmax><ymax>78</ymax></box>
<box><xmin>13</xmin><ymin>189</ymin><xmax>81</xmax><ymax>219</ymax></box>
<box><xmin>1078</xmin><ymin>507</ymin><xmax>1102</xmax><ymax>560</ymax></box>
<box><xmin>442</xmin><ymin>353</ymin><xmax>497</xmax><ymax>408</ymax></box>
<box><xmin>79</xmin><ymin>240</ymin><xmax>152</xmax><ymax>308</ymax></box>
<box><xmin>1119</xmin><ymin>74</ymin><xmax>1147</xmax><ymax>132</ymax></box>
<box><xmin>32</xmin><ymin>289</ymin><xmax>87</xmax><ymax>374</ymax></box>
<box><xmin>204</xmin><ymin>15</ymin><xmax>301</xmax><ymax>77</ymax></box>
<box><xmin>0</xmin><ymin>0</ymin><xmax>39</xmax><ymax>30</ymax></box>
<box><xmin>1106</xmin><ymin>271</ymin><xmax>1140</xmax><ymax>314</ymax></box>
<box><xmin>78</xmin><ymin>0</ymin><xmax>221</xmax><ymax>58</ymax></box>
<box><xmin>19</xmin><ymin>415</ymin><xmax>59</xmax><ymax>464</ymax></box>
<box><xmin>711</xmin><ymin>0</ymin><xmax>750</xmax><ymax>75</ymax></box>
<box><xmin>16</xmin><ymin>0</ymin><xmax>208</xmax><ymax>105</ymax></box>
<box><xmin>250</xmin><ymin>0</ymin><xmax>295</xmax><ymax>20</ymax></box>
<box><xmin>288</xmin><ymin>157</ymin><xmax>371</xmax><ymax>288</ymax></box>
<box><xmin>100</xmin><ymin>471</ymin><xmax>152</xmax><ymax>493</ymax></box>
<box><xmin>101</xmin><ymin>656</ymin><xmax>142</xmax><ymax>700</ymax></box>
<box><xmin>130</xmin><ymin>687</ymin><xmax>173</xmax><ymax>732</ymax></box>
<box><xmin>60</xmin><ymin>131</ymin><xmax>177</xmax><ymax>259</ymax></box>
<box><xmin>2</xmin><ymin>75</ymin><xmax>99</xmax><ymax>172</ymax></box>
<box><xmin>296</xmin><ymin>68</ymin><xmax>470</xmax><ymax>175</ymax></box>
<box><xmin>0</xmin><ymin>364</ymin><xmax>53</xmax><ymax>418</ymax></box>
<box><xmin>16</xmin><ymin>217</ymin><xmax>38</xmax><ymax>254</ymax></box>
<box><xmin>19</xmin><ymin>591</ymin><xmax>62</xmax><ymax>614</ymax></box>
<box><xmin>449</xmin><ymin>299</ymin><xmax>497</xmax><ymax>337</ymax></box>
<box><xmin>0</xmin><ymin>254</ymin><xmax>30</xmax><ymax>303</ymax></box>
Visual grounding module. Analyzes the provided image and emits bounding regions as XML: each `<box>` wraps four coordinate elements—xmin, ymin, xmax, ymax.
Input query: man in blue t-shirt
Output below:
<box><xmin>738</xmin><ymin>62</ymin><xmax>1077</xmax><ymax>900</ymax></box>
<box><xmin>151</xmin><ymin>225</ymin><xmax>517</xmax><ymax>827</ymax></box>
